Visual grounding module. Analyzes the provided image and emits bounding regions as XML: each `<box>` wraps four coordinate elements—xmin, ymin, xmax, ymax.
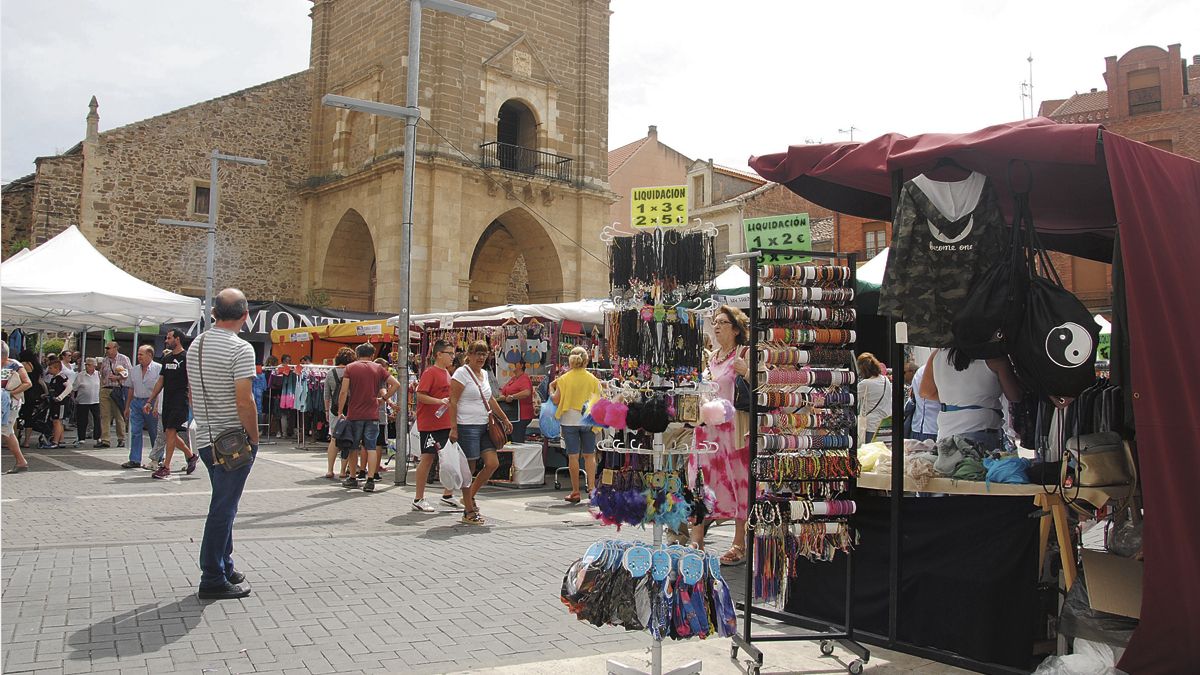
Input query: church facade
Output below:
<box><xmin>1</xmin><ymin>0</ymin><xmax>615</xmax><ymax>314</ymax></box>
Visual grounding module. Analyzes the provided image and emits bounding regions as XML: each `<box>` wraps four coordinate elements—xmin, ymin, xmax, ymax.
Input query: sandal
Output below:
<box><xmin>5</xmin><ymin>465</ymin><xmax>29</xmax><ymax>474</ymax></box>
<box><xmin>564</xmin><ymin>492</ymin><xmax>581</xmax><ymax>504</ymax></box>
<box><xmin>720</xmin><ymin>544</ymin><xmax>746</xmax><ymax>566</ymax></box>
<box><xmin>461</xmin><ymin>508</ymin><xmax>486</xmax><ymax>526</ymax></box>
<box><xmin>323</xmin><ymin>473</ymin><xmax>335</xmax><ymax>480</ymax></box>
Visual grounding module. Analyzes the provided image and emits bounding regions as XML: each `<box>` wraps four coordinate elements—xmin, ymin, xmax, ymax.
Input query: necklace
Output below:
<box><xmin>713</xmin><ymin>345</ymin><xmax>737</xmax><ymax>365</ymax></box>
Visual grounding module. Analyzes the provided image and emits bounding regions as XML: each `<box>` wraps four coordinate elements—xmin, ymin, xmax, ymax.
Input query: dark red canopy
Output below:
<box><xmin>750</xmin><ymin>118</ymin><xmax>1200</xmax><ymax>675</ymax></box>
<box><xmin>750</xmin><ymin>118</ymin><xmax>1117</xmax><ymax>261</ymax></box>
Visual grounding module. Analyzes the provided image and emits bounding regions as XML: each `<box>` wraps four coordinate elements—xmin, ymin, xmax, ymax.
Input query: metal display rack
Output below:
<box><xmin>728</xmin><ymin>248</ymin><xmax>869</xmax><ymax>675</ymax></box>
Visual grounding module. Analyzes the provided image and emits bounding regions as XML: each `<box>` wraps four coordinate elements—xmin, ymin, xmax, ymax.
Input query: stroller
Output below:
<box><xmin>18</xmin><ymin>396</ymin><xmax>56</xmax><ymax>448</ymax></box>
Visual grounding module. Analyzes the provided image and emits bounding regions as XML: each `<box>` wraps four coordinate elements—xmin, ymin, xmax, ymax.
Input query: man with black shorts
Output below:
<box><xmin>411</xmin><ymin>340</ymin><xmax>460</xmax><ymax>512</ymax></box>
<box><xmin>337</xmin><ymin>343</ymin><xmax>401</xmax><ymax>493</ymax></box>
<box><xmin>146</xmin><ymin>328</ymin><xmax>198</xmax><ymax>479</ymax></box>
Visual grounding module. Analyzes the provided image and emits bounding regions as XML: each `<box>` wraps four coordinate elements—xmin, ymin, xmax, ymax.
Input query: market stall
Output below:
<box><xmin>748</xmin><ymin>117</ymin><xmax>1200</xmax><ymax>674</ymax></box>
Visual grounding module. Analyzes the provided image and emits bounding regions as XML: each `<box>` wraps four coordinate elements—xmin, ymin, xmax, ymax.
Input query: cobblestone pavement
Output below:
<box><xmin>2</xmin><ymin>440</ymin><xmax>966</xmax><ymax>675</ymax></box>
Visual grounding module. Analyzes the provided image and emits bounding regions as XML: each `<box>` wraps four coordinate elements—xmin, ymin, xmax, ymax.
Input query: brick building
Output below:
<box><xmin>1039</xmin><ymin>42</ymin><xmax>1200</xmax><ymax>312</ymax></box>
<box><xmin>2</xmin><ymin>0</ymin><xmax>615</xmax><ymax>314</ymax></box>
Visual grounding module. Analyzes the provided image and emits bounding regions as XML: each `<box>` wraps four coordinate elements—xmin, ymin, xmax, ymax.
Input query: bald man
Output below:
<box><xmin>187</xmin><ymin>288</ymin><xmax>260</xmax><ymax>600</ymax></box>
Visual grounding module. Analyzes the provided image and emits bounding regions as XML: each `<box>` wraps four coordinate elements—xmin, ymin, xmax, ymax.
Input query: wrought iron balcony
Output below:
<box><xmin>480</xmin><ymin>141</ymin><xmax>574</xmax><ymax>183</ymax></box>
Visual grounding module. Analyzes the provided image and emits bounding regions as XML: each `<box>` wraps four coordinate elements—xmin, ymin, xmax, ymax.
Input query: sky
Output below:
<box><xmin>2</xmin><ymin>0</ymin><xmax>1195</xmax><ymax>183</ymax></box>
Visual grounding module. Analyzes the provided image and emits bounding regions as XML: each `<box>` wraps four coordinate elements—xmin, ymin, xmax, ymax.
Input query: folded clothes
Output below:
<box><xmin>984</xmin><ymin>456</ymin><xmax>1031</xmax><ymax>484</ymax></box>
<box><xmin>951</xmin><ymin>458</ymin><xmax>987</xmax><ymax>481</ymax></box>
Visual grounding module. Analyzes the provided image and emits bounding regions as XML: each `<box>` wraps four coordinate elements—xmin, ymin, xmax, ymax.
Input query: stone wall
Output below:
<box><xmin>308</xmin><ymin>0</ymin><xmax>610</xmax><ymax>187</ymax></box>
<box><xmin>78</xmin><ymin>72</ymin><xmax>311</xmax><ymax>301</ymax></box>
<box><xmin>31</xmin><ymin>155</ymin><xmax>85</xmax><ymax>246</ymax></box>
<box><xmin>1</xmin><ymin>180</ymin><xmax>35</xmax><ymax>258</ymax></box>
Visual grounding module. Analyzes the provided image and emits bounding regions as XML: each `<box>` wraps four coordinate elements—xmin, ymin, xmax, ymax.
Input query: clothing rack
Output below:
<box><xmin>604</xmin><ymin>429</ymin><xmax>704</xmax><ymax>675</ymax></box>
<box><xmin>729</xmin><ymin>248</ymin><xmax>869</xmax><ymax>675</ymax></box>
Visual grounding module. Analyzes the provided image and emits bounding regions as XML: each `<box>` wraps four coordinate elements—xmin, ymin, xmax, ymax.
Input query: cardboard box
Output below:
<box><xmin>1081</xmin><ymin>549</ymin><xmax>1143</xmax><ymax>619</ymax></box>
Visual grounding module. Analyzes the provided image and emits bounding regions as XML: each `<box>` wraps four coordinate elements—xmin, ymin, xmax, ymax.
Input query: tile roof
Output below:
<box><xmin>714</xmin><ymin>163</ymin><xmax>766</xmax><ymax>185</ymax></box>
<box><xmin>1050</xmin><ymin>90</ymin><xmax>1109</xmax><ymax>117</ymax></box>
<box><xmin>608</xmin><ymin>137</ymin><xmax>649</xmax><ymax>176</ymax></box>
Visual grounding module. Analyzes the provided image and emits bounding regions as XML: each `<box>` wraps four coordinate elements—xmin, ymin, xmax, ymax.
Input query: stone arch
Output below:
<box><xmin>468</xmin><ymin>207</ymin><xmax>563</xmax><ymax>310</ymax></box>
<box><xmin>321</xmin><ymin>208</ymin><xmax>376</xmax><ymax>311</ymax></box>
<box><xmin>496</xmin><ymin>99</ymin><xmax>539</xmax><ymax>173</ymax></box>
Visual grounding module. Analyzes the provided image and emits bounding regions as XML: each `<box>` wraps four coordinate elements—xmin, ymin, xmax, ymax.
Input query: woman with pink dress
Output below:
<box><xmin>689</xmin><ymin>304</ymin><xmax>751</xmax><ymax>565</ymax></box>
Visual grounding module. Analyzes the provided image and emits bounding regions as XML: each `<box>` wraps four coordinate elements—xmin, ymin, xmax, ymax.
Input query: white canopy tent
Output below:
<box><xmin>713</xmin><ymin>264</ymin><xmax>751</xmax><ymax>292</ymax></box>
<box><xmin>1</xmin><ymin>226</ymin><xmax>202</xmax><ymax>331</ymax></box>
<box><xmin>400</xmin><ymin>299</ymin><xmax>614</xmax><ymax>328</ymax></box>
<box><xmin>858</xmin><ymin>247</ymin><xmax>888</xmax><ymax>287</ymax></box>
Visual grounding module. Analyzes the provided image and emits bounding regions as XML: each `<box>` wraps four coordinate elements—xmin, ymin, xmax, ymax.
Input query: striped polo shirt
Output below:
<box><xmin>186</xmin><ymin>327</ymin><xmax>256</xmax><ymax>444</ymax></box>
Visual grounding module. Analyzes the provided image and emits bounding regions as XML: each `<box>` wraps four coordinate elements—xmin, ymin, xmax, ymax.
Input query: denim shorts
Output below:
<box><xmin>561</xmin><ymin>425</ymin><xmax>596</xmax><ymax>455</ymax></box>
<box><xmin>457</xmin><ymin>423</ymin><xmax>495</xmax><ymax>460</ymax></box>
<box><xmin>347</xmin><ymin>419</ymin><xmax>380</xmax><ymax>452</ymax></box>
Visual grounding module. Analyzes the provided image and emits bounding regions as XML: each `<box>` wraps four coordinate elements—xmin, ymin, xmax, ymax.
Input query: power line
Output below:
<box><xmin>417</xmin><ymin>118</ymin><xmax>611</xmax><ymax>270</ymax></box>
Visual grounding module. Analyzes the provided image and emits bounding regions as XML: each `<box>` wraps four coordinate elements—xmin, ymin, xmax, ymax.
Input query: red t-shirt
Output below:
<box><xmin>343</xmin><ymin>360</ymin><xmax>388</xmax><ymax>421</ymax></box>
<box><xmin>415</xmin><ymin>366</ymin><xmax>452</xmax><ymax>431</ymax></box>
<box><xmin>500</xmin><ymin>372</ymin><xmax>534</xmax><ymax>421</ymax></box>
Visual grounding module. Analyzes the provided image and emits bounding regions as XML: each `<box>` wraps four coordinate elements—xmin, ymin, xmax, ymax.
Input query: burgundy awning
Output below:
<box><xmin>749</xmin><ymin>118</ymin><xmax>1117</xmax><ymax>260</ymax></box>
<box><xmin>750</xmin><ymin>119</ymin><xmax>1200</xmax><ymax>675</ymax></box>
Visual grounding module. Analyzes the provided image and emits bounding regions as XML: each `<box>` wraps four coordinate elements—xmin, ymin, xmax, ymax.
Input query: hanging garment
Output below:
<box><xmin>879</xmin><ymin>172</ymin><xmax>1007</xmax><ymax>346</ymax></box>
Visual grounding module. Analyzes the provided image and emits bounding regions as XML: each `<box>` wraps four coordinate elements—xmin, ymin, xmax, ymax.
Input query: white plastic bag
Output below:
<box><xmin>438</xmin><ymin>441</ymin><xmax>470</xmax><ymax>490</ymax></box>
<box><xmin>407</xmin><ymin>426</ymin><xmax>422</xmax><ymax>462</ymax></box>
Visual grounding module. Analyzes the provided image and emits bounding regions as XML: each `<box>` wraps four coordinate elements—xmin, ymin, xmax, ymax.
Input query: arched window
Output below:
<box><xmin>496</xmin><ymin>100</ymin><xmax>538</xmax><ymax>173</ymax></box>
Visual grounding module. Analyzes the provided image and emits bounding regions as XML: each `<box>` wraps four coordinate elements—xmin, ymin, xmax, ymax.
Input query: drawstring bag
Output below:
<box><xmin>1009</xmin><ymin>195</ymin><xmax>1099</xmax><ymax>398</ymax></box>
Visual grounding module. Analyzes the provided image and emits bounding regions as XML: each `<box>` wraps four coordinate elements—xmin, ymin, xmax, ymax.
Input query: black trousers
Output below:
<box><xmin>76</xmin><ymin>403</ymin><xmax>101</xmax><ymax>441</ymax></box>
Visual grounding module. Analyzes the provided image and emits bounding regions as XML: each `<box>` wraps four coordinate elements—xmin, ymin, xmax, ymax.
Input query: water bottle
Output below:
<box><xmin>435</xmin><ymin>403</ymin><xmax>448</xmax><ymax>418</ymax></box>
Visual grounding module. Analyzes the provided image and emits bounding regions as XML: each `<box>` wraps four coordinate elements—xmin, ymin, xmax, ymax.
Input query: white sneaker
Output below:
<box><xmin>141</xmin><ymin>461</ymin><xmax>158</xmax><ymax>471</ymax></box>
<box><xmin>440</xmin><ymin>495</ymin><xmax>463</xmax><ymax>509</ymax></box>
<box><xmin>412</xmin><ymin>499</ymin><xmax>436</xmax><ymax>513</ymax></box>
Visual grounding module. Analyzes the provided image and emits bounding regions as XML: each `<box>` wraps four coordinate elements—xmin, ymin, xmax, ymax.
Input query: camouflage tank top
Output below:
<box><xmin>878</xmin><ymin>172</ymin><xmax>1007</xmax><ymax>347</ymax></box>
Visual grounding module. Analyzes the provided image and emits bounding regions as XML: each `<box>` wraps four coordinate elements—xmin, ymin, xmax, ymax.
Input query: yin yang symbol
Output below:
<box><xmin>1044</xmin><ymin>322</ymin><xmax>1093</xmax><ymax>368</ymax></box>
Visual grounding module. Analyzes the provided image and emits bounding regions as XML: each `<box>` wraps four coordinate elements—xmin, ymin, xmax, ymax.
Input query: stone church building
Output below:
<box><xmin>2</xmin><ymin>0</ymin><xmax>614</xmax><ymax>314</ymax></box>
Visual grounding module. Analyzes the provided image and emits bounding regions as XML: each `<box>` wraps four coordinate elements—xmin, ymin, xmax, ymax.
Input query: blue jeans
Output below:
<box><xmin>128</xmin><ymin>397</ymin><xmax>158</xmax><ymax>463</ymax></box>
<box><xmin>561</xmin><ymin>425</ymin><xmax>596</xmax><ymax>455</ymax></box>
<box><xmin>347</xmin><ymin>419</ymin><xmax>379</xmax><ymax>451</ymax></box>
<box><xmin>197</xmin><ymin>443</ymin><xmax>257</xmax><ymax>589</ymax></box>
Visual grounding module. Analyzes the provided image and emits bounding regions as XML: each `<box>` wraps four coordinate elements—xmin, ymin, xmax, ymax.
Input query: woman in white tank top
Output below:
<box><xmin>920</xmin><ymin>348</ymin><xmax>1023</xmax><ymax>449</ymax></box>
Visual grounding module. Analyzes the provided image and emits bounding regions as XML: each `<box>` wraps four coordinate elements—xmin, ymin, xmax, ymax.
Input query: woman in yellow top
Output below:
<box><xmin>550</xmin><ymin>346</ymin><xmax>602</xmax><ymax>503</ymax></box>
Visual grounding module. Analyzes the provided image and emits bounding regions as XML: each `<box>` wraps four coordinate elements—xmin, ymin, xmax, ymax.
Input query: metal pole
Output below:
<box><xmin>395</xmin><ymin>0</ymin><xmax>422</xmax><ymax>485</ymax></box>
<box><xmin>205</xmin><ymin>151</ymin><xmax>220</xmax><ymax>332</ymax></box>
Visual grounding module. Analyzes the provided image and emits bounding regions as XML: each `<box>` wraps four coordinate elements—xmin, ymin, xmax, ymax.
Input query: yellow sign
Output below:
<box><xmin>631</xmin><ymin>185</ymin><xmax>688</xmax><ymax>228</ymax></box>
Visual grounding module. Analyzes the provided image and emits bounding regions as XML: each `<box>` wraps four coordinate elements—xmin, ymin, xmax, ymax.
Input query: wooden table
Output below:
<box><xmin>856</xmin><ymin>472</ymin><xmax>1084</xmax><ymax>589</ymax></box>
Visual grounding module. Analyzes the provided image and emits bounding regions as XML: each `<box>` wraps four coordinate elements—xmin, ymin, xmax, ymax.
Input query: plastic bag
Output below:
<box><xmin>407</xmin><ymin>426</ymin><xmax>422</xmax><ymax>462</ymax></box>
<box><xmin>438</xmin><ymin>441</ymin><xmax>470</xmax><ymax>490</ymax></box>
<box><xmin>1059</xmin><ymin>575</ymin><xmax>1137</xmax><ymax>647</ymax></box>
<box><xmin>539</xmin><ymin>399</ymin><xmax>561</xmax><ymax>439</ymax></box>
<box><xmin>1033</xmin><ymin>637</ymin><xmax>1124</xmax><ymax>675</ymax></box>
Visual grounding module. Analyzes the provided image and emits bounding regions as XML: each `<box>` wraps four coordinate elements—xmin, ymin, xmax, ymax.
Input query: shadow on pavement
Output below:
<box><xmin>416</xmin><ymin>524</ymin><xmax>495</xmax><ymax>540</ymax></box>
<box><xmin>66</xmin><ymin>598</ymin><xmax>206</xmax><ymax>660</ymax></box>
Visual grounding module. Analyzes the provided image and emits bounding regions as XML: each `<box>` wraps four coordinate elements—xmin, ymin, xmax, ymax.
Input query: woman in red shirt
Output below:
<box><xmin>498</xmin><ymin>361</ymin><xmax>534</xmax><ymax>442</ymax></box>
<box><xmin>411</xmin><ymin>340</ymin><xmax>461</xmax><ymax>513</ymax></box>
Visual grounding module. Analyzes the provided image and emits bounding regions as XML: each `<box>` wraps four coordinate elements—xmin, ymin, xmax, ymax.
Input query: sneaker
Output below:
<box><xmin>342</xmin><ymin>476</ymin><xmax>358</xmax><ymax>489</ymax></box>
<box><xmin>185</xmin><ymin>454</ymin><xmax>199</xmax><ymax>475</ymax></box>
<box><xmin>362</xmin><ymin>478</ymin><xmax>375</xmax><ymax>493</ymax></box>
<box><xmin>96</xmin><ymin>441</ymin><xmax>111</xmax><ymax>449</ymax></box>
<box><xmin>412</xmin><ymin>499</ymin><xmax>436</xmax><ymax>513</ymax></box>
<box><xmin>141</xmin><ymin>461</ymin><xmax>158</xmax><ymax>471</ymax></box>
<box><xmin>372</xmin><ymin>472</ymin><xmax>382</xmax><ymax>481</ymax></box>
<box><xmin>356</xmin><ymin>470</ymin><xmax>367</xmax><ymax>479</ymax></box>
<box><xmin>120</xmin><ymin>461</ymin><xmax>140</xmax><ymax>469</ymax></box>
<box><xmin>440</xmin><ymin>495</ymin><xmax>463</xmax><ymax>509</ymax></box>
<box><xmin>461</xmin><ymin>510</ymin><xmax>486</xmax><ymax>526</ymax></box>
<box><xmin>117</xmin><ymin>439</ymin><xmax>125</xmax><ymax>447</ymax></box>
<box><xmin>151</xmin><ymin>466</ymin><xmax>171</xmax><ymax>480</ymax></box>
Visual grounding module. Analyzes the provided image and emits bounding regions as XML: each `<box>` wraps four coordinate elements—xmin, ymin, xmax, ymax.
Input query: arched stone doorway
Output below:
<box><xmin>321</xmin><ymin>209</ymin><xmax>376</xmax><ymax>311</ymax></box>
<box><xmin>496</xmin><ymin>99</ymin><xmax>538</xmax><ymax>173</ymax></box>
<box><xmin>468</xmin><ymin>208</ymin><xmax>563</xmax><ymax>310</ymax></box>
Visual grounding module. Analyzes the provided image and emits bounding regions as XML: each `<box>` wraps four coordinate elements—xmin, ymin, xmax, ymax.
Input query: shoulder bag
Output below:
<box><xmin>197</xmin><ymin>333</ymin><xmax>254</xmax><ymax>472</ymax></box>
<box><xmin>465</xmin><ymin>367</ymin><xmax>507</xmax><ymax>450</ymax></box>
<box><xmin>731</xmin><ymin>346</ymin><xmax>752</xmax><ymax>412</ymax></box>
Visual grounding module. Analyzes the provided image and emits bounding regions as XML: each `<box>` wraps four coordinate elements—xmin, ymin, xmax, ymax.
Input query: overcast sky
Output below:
<box><xmin>2</xmin><ymin>1</ymin><xmax>1194</xmax><ymax>183</ymax></box>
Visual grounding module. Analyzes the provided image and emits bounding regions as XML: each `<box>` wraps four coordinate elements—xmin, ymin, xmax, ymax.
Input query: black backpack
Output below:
<box><xmin>1009</xmin><ymin>200</ymin><xmax>1099</xmax><ymax>398</ymax></box>
<box><xmin>951</xmin><ymin>195</ymin><xmax>1028</xmax><ymax>360</ymax></box>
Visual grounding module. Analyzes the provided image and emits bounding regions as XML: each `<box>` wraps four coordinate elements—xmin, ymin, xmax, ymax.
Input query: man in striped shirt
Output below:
<box><xmin>186</xmin><ymin>288</ymin><xmax>260</xmax><ymax>600</ymax></box>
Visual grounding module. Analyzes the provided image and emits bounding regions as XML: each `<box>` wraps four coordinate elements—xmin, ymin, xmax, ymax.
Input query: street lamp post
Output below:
<box><xmin>158</xmin><ymin>150</ymin><xmax>267</xmax><ymax>331</ymax></box>
<box><xmin>322</xmin><ymin>0</ymin><xmax>496</xmax><ymax>486</ymax></box>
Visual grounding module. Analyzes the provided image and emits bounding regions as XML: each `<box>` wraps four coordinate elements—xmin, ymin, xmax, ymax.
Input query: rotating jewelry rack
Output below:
<box><xmin>727</xmin><ymin>249</ymin><xmax>870</xmax><ymax>675</ymax></box>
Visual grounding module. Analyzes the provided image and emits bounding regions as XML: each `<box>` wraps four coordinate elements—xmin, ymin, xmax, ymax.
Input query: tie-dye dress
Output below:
<box><xmin>688</xmin><ymin>348</ymin><xmax>750</xmax><ymax>520</ymax></box>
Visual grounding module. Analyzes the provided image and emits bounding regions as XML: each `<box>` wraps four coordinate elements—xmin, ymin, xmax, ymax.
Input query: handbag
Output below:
<box><xmin>1009</xmin><ymin>194</ymin><xmax>1099</xmax><ymax>398</ymax></box>
<box><xmin>465</xmin><ymin>367</ymin><xmax>507</xmax><ymax>449</ymax></box>
<box><xmin>1067</xmin><ymin>432</ymin><xmax>1134</xmax><ymax>488</ymax></box>
<box><xmin>197</xmin><ymin>333</ymin><xmax>254</xmax><ymax>472</ymax></box>
<box><xmin>731</xmin><ymin>347</ymin><xmax>752</xmax><ymax>412</ymax></box>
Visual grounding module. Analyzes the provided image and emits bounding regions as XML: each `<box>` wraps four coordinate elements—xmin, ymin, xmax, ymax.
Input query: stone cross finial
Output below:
<box><xmin>86</xmin><ymin>96</ymin><xmax>99</xmax><ymax>141</ymax></box>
